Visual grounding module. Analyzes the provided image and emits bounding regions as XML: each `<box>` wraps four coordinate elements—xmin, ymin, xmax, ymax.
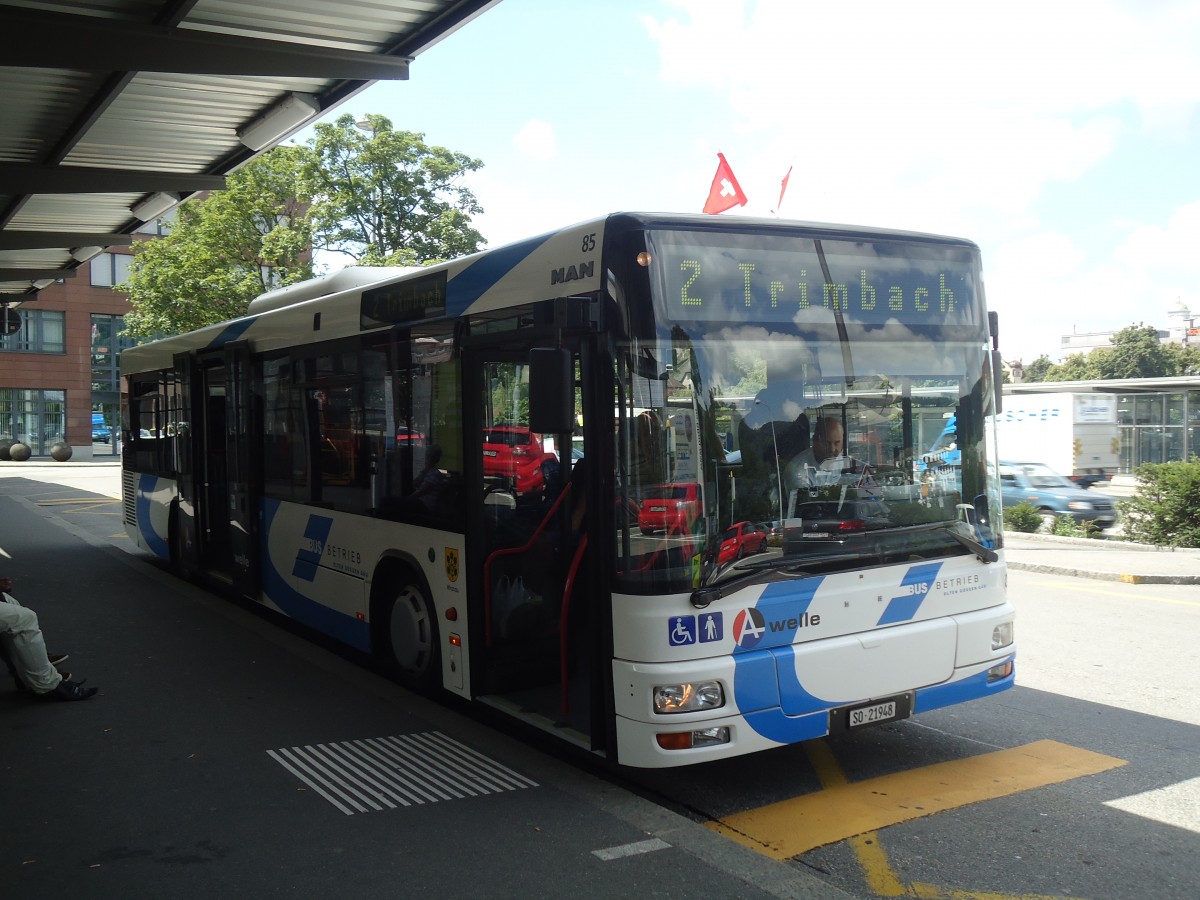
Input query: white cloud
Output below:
<box><xmin>639</xmin><ymin>0</ymin><xmax>1200</xmax><ymax>361</ymax></box>
<box><xmin>513</xmin><ymin>119</ymin><xmax>558</xmax><ymax>162</ymax></box>
<box><xmin>1114</xmin><ymin>199</ymin><xmax>1200</xmax><ymax>274</ymax></box>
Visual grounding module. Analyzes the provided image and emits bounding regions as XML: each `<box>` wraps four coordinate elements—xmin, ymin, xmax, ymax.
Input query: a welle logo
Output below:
<box><xmin>733</xmin><ymin>606</ymin><xmax>821</xmax><ymax>649</ymax></box>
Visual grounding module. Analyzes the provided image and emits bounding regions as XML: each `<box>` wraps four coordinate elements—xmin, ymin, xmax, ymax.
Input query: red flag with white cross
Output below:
<box><xmin>702</xmin><ymin>153</ymin><xmax>748</xmax><ymax>215</ymax></box>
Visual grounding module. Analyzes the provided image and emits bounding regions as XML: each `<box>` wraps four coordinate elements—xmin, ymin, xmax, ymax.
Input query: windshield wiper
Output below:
<box><xmin>940</xmin><ymin>521</ymin><xmax>999</xmax><ymax>563</ymax></box>
<box><xmin>691</xmin><ymin>547</ymin><xmax>875</xmax><ymax>609</ymax></box>
<box><xmin>874</xmin><ymin>519</ymin><xmax>999</xmax><ymax>563</ymax></box>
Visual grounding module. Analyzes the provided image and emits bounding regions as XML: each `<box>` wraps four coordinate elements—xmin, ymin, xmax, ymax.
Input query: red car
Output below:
<box><xmin>637</xmin><ymin>483</ymin><xmax>701</xmax><ymax>535</ymax></box>
<box><xmin>717</xmin><ymin>521</ymin><xmax>768</xmax><ymax>564</ymax></box>
<box><xmin>482</xmin><ymin>425</ymin><xmax>557</xmax><ymax>495</ymax></box>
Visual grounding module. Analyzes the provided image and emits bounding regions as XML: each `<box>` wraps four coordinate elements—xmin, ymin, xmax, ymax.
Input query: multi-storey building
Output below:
<box><xmin>1</xmin><ymin>246</ymin><xmax>138</xmax><ymax>459</ymax></box>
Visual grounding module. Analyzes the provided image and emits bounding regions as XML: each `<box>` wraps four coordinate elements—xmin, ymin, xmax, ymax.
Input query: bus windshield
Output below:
<box><xmin>612</xmin><ymin>226</ymin><xmax>999</xmax><ymax>594</ymax></box>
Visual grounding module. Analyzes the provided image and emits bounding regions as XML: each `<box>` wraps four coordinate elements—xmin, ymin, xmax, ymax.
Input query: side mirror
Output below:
<box><xmin>991</xmin><ymin>349</ymin><xmax>1004</xmax><ymax>415</ymax></box>
<box><xmin>528</xmin><ymin>348</ymin><xmax>574</xmax><ymax>435</ymax></box>
<box><xmin>973</xmin><ymin>493</ymin><xmax>997</xmax><ymax>549</ymax></box>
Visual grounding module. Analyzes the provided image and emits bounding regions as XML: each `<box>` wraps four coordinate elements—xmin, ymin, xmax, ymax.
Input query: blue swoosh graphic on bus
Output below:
<box><xmin>877</xmin><ymin>562</ymin><xmax>943</xmax><ymax>625</ymax></box>
<box><xmin>259</xmin><ymin>499</ymin><xmax>370</xmax><ymax>652</ymax></box>
<box><xmin>733</xmin><ymin>577</ymin><xmax>836</xmax><ymax>744</ymax></box>
<box><xmin>136</xmin><ymin>474</ymin><xmax>169</xmax><ymax>559</ymax></box>
<box><xmin>293</xmin><ymin>514</ymin><xmax>333</xmax><ymax>582</ymax></box>
<box><xmin>914</xmin><ymin>659</ymin><xmax>1014</xmax><ymax>713</ymax></box>
<box><xmin>446</xmin><ymin>236</ymin><xmax>546</xmax><ymax>314</ymax></box>
<box><xmin>203</xmin><ymin>316</ymin><xmax>258</xmax><ymax>349</ymax></box>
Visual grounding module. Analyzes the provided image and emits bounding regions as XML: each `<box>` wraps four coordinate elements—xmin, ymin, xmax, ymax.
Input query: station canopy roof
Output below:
<box><xmin>0</xmin><ymin>0</ymin><xmax>499</xmax><ymax>302</ymax></box>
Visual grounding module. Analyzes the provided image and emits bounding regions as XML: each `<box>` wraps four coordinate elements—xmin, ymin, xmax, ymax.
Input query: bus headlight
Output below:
<box><xmin>991</xmin><ymin>621</ymin><xmax>1014</xmax><ymax>650</ymax></box>
<box><xmin>653</xmin><ymin>680</ymin><xmax>725</xmax><ymax>713</ymax></box>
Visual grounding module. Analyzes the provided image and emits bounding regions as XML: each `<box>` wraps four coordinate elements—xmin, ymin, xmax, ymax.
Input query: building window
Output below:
<box><xmin>0</xmin><ymin>388</ymin><xmax>65</xmax><ymax>455</ymax></box>
<box><xmin>90</xmin><ymin>252</ymin><xmax>133</xmax><ymax>287</ymax></box>
<box><xmin>91</xmin><ymin>314</ymin><xmax>137</xmax><ymax>392</ymax></box>
<box><xmin>0</xmin><ymin>309</ymin><xmax>65</xmax><ymax>353</ymax></box>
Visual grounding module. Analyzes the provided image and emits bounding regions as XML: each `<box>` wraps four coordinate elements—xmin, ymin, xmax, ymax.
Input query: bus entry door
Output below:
<box><xmin>223</xmin><ymin>341</ymin><xmax>259</xmax><ymax>601</ymax></box>
<box><xmin>466</xmin><ymin>346</ymin><xmax>594</xmax><ymax>740</ymax></box>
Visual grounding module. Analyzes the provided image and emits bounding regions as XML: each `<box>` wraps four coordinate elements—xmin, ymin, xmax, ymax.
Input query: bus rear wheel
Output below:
<box><xmin>384</xmin><ymin>580</ymin><xmax>440</xmax><ymax>692</ymax></box>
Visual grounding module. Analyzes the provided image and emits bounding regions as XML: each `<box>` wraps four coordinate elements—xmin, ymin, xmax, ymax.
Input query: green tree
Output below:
<box><xmin>1022</xmin><ymin>354</ymin><xmax>1055</xmax><ymax>382</ymax></box>
<box><xmin>1090</xmin><ymin>324</ymin><xmax>1173</xmax><ymax>378</ymax></box>
<box><xmin>300</xmin><ymin>113</ymin><xmax>484</xmax><ymax>266</ymax></box>
<box><xmin>1166</xmin><ymin>341</ymin><xmax>1200</xmax><ymax>376</ymax></box>
<box><xmin>1046</xmin><ymin>352</ymin><xmax>1091</xmax><ymax>381</ymax></box>
<box><xmin>122</xmin><ymin>147</ymin><xmax>314</xmax><ymax>338</ymax></box>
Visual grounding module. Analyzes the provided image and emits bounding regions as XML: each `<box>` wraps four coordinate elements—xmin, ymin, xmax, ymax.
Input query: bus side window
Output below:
<box><xmin>631</xmin><ymin>410</ymin><xmax>664</xmax><ymax>483</ymax></box>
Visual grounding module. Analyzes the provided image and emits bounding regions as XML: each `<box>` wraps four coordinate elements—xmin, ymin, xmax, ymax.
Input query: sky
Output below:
<box><xmin>299</xmin><ymin>0</ymin><xmax>1200</xmax><ymax>364</ymax></box>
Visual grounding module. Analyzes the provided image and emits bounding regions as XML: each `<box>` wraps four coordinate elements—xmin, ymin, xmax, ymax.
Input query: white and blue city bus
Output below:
<box><xmin>121</xmin><ymin>212</ymin><xmax>1014</xmax><ymax>768</ymax></box>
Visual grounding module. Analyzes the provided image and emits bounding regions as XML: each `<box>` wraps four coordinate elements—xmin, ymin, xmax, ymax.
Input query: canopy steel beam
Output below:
<box><xmin>4</xmin><ymin>9</ymin><xmax>412</xmax><ymax>79</ymax></box>
<box><xmin>0</xmin><ymin>268</ymin><xmax>76</xmax><ymax>280</ymax></box>
<box><xmin>0</xmin><ymin>164</ymin><xmax>226</xmax><ymax>195</ymax></box>
<box><xmin>0</xmin><ymin>232</ymin><xmax>132</xmax><ymax>251</ymax></box>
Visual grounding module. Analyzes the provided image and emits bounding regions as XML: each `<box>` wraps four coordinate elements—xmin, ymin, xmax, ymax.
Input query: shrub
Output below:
<box><xmin>1118</xmin><ymin>462</ymin><xmax>1200</xmax><ymax>548</ymax></box>
<box><xmin>1050</xmin><ymin>514</ymin><xmax>1100</xmax><ymax>539</ymax></box>
<box><xmin>1004</xmin><ymin>501</ymin><xmax>1043</xmax><ymax>533</ymax></box>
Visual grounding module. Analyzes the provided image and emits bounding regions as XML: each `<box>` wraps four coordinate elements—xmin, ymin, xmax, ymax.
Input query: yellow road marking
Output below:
<box><xmin>707</xmin><ymin>739</ymin><xmax>1125</xmax><ymax>860</ymax></box>
<box><xmin>1033</xmin><ymin>579</ymin><xmax>1200</xmax><ymax>608</ymax></box>
<box><xmin>34</xmin><ymin>497</ymin><xmax>117</xmax><ymax>503</ymax></box>
<box><xmin>36</xmin><ymin>499</ymin><xmax>118</xmax><ymax>513</ymax></box>
<box><xmin>910</xmin><ymin>884</ymin><xmax>1083</xmax><ymax>900</ymax></box>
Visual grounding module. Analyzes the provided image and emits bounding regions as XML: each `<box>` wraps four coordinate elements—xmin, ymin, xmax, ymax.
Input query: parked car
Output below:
<box><xmin>717</xmin><ymin>521</ymin><xmax>768</xmax><ymax>564</ymax></box>
<box><xmin>92</xmin><ymin>413</ymin><xmax>110</xmax><ymax>443</ymax></box>
<box><xmin>755</xmin><ymin>519</ymin><xmax>782</xmax><ymax>537</ymax></box>
<box><xmin>481</xmin><ymin>425</ymin><xmax>557</xmax><ymax>495</ymax></box>
<box><xmin>998</xmin><ymin>461</ymin><xmax>1116</xmax><ymax>529</ymax></box>
<box><xmin>1068</xmin><ymin>470</ymin><xmax>1111</xmax><ymax>490</ymax></box>
<box><xmin>395</xmin><ymin>426</ymin><xmax>426</xmax><ymax>445</ymax></box>
<box><xmin>781</xmin><ymin>498</ymin><xmax>891</xmax><ymax>555</ymax></box>
<box><xmin>637</xmin><ymin>483</ymin><xmax>701</xmax><ymax>535</ymax></box>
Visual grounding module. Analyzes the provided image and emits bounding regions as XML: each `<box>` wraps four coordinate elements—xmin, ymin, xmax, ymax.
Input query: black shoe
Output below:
<box><xmin>43</xmin><ymin>678</ymin><xmax>98</xmax><ymax>701</ymax></box>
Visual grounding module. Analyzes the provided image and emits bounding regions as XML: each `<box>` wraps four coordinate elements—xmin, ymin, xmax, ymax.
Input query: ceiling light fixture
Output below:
<box><xmin>70</xmin><ymin>246</ymin><xmax>104</xmax><ymax>263</ymax></box>
<box><xmin>130</xmin><ymin>191</ymin><xmax>180</xmax><ymax>222</ymax></box>
<box><xmin>32</xmin><ymin>278</ymin><xmax>56</xmax><ymax>289</ymax></box>
<box><xmin>237</xmin><ymin>92</ymin><xmax>321</xmax><ymax>151</ymax></box>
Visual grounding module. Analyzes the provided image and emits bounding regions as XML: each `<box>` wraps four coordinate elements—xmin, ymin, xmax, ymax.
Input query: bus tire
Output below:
<box><xmin>381</xmin><ymin>577</ymin><xmax>441</xmax><ymax>692</ymax></box>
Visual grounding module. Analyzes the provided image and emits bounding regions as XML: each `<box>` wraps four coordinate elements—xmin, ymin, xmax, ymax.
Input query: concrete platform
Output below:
<box><xmin>1002</xmin><ymin>532</ymin><xmax>1200</xmax><ymax>585</ymax></box>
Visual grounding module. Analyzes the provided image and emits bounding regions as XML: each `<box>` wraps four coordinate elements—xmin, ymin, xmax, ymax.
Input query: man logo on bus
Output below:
<box><xmin>733</xmin><ymin>607</ymin><xmax>766</xmax><ymax>649</ymax></box>
<box><xmin>445</xmin><ymin>547</ymin><xmax>459</xmax><ymax>583</ymax></box>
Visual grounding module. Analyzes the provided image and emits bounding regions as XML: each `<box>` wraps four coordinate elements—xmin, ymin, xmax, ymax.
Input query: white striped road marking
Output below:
<box><xmin>592</xmin><ymin>838</ymin><xmax>672</xmax><ymax>861</ymax></box>
<box><xmin>1105</xmin><ymin>776</ymin><xmax>1200</xmax><ymax>834</ymax></box>
<box><xmin>268</xmin><ymin>731</ymin><xmax>538</xmax><ymax>816</ymax></box>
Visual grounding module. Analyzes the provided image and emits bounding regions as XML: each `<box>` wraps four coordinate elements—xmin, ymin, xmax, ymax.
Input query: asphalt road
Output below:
<box><xmin>616</xmin><ymin>569</ymin><xmax>1200</xmax><ymax>899</ymax></box>
<box><xmin>0</xmin><ymin>474</ymin><xmax>846</xmax><ymax>900</ymax></box>
<box><xmin>3</xmin><ymin>463</ymin><xmax>1197</xmax><ymax>899</ymax></box>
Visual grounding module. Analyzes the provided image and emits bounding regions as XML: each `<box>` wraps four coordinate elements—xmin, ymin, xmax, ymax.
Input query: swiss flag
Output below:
<box><xmin>702</xmin><ymin>153</ymin><xmax>748</xmax><ymax>215</ymax></box>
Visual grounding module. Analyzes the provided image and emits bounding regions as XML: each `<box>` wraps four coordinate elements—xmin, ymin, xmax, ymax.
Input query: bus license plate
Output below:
<box><xmin>849</xmin><ymin>700</ymin><xmax>898</xmax><ymax>728</ymax></box>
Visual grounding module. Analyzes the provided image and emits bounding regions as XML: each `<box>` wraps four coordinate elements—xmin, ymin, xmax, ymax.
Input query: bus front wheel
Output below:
<box><xmin>383</xmin><ymin>580</ymin><xmax>441</xmax><ymax>692</ymax></box>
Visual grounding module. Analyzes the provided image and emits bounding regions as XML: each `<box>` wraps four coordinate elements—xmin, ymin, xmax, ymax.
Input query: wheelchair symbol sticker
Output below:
<box><xmin>668</xmin><ymin>615</ymin><xmax>697</xmax><ymax>646</ymax></box>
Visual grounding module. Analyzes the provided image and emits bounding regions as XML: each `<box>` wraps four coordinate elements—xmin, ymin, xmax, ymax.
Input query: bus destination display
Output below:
<box><xmin>652</xmin><ymin>236</ymin><xmax>981</xmax><ymax>328</ymax></box>
<box><xmin>360</xmin><ymin>271</ymin><xmax>448</xmax><ymax>329</ymax></box>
